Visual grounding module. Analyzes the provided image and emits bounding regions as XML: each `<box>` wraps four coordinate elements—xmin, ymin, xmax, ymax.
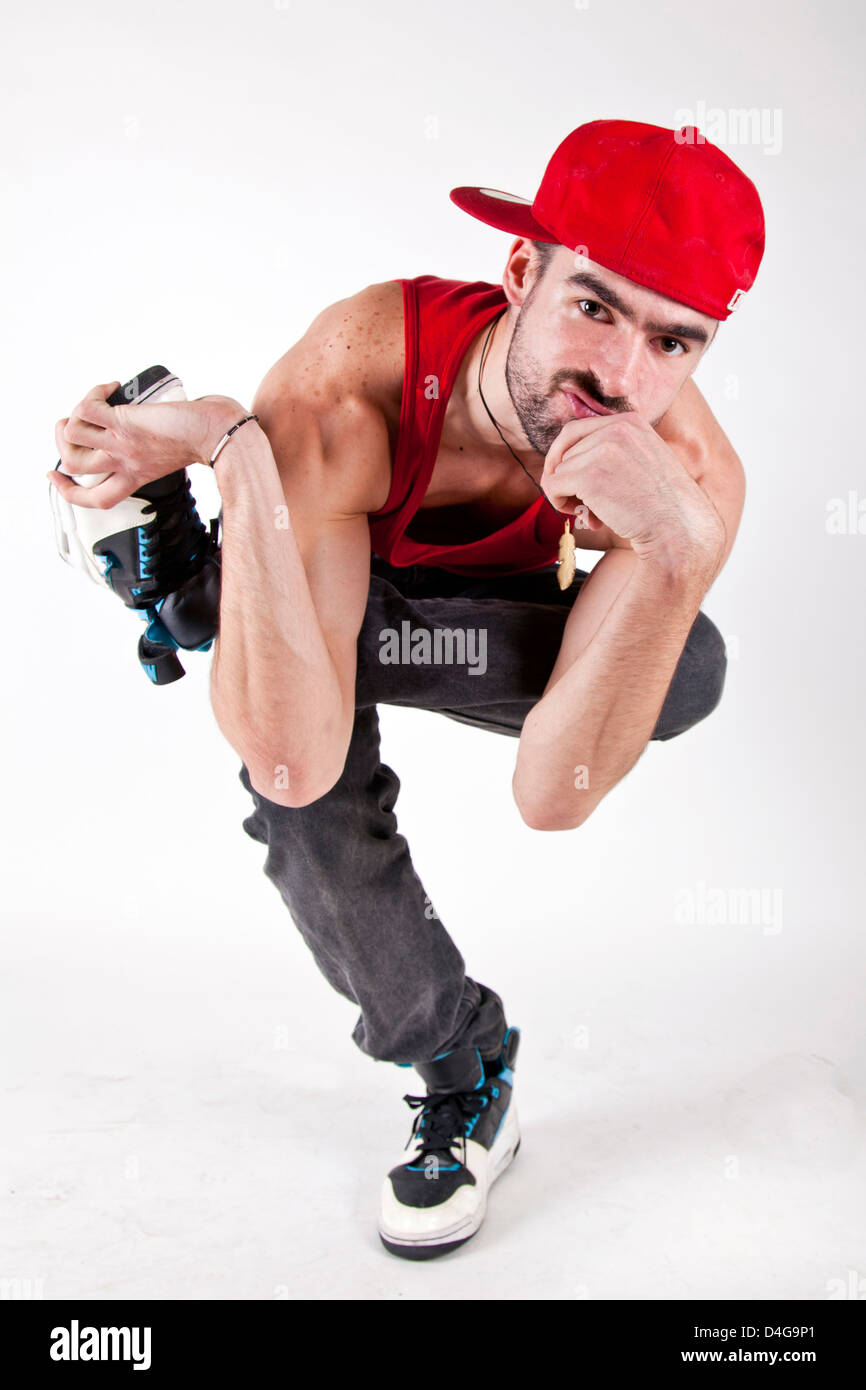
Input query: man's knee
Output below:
<box><xmin>651</xmin><ymin>610</ymin><xmax>728</xmax><ymax>741</ymax></box>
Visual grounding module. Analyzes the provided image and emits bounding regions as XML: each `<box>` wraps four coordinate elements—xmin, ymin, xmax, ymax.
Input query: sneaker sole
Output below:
<box><xmin>378</xmin><ymin>1108</ymin><xmax>521</xmax><ymax>1261</ymax></box>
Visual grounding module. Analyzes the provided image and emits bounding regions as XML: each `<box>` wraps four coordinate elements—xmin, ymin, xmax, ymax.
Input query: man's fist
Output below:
<box><xmin>541</xmin><ymin>410</ymin><xmax>726</xmax><ymax>579</ymax></box>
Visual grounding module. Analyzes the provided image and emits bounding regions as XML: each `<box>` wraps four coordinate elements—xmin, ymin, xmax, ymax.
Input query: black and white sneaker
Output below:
<box><xmin>49</xmin><ymin>365</ymin><xmax>221</xmax><ymax>685</ymax></box>
<box><xmin>378</xmin><ymin>1026</ymin><xmax>521</xmax><ymax>1260</ymax></box>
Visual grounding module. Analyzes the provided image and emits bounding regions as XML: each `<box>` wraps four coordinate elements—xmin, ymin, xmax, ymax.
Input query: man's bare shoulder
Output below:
<box><xmin>253</xmin><ymin>279</ymin><xmax>404</xmax><ymax>418</ymax></box>
<box><xmin>251</xmin><ymin>280</ymin><xmax>405</xmax><ymax>515</ymax></box>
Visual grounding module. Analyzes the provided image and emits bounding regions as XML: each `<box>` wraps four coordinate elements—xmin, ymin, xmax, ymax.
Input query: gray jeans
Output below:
<box><xmin>237</xmin><ymin>554</ymin><xmax>727</xmax><ymax>1090</ymax></box>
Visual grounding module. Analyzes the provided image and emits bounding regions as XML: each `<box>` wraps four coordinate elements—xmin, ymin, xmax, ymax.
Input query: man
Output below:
<box><xmin>50</xmin><ymin>119</ymin><xmax>765</xmax><ymax>1260</ymax></box>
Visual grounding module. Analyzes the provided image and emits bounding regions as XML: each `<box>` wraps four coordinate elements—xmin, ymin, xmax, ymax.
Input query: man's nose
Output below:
<box><xmin>590</xmin><ymin>332</ymin><xmax>644</xmax><ymax>405</ymax></box>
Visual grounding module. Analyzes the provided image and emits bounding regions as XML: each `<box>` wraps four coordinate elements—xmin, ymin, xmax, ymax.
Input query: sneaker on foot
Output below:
<box><xmin>378</xmin><ymin>1026</ymin><xmax>521</xmax><ymax>1260</ymax></box>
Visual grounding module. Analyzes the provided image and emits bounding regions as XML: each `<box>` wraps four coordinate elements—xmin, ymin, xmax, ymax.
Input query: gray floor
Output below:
<box><xmin>3</xmin><ymin>700</ymin><xmax>864</xmax><ymax>1300</ymax></box>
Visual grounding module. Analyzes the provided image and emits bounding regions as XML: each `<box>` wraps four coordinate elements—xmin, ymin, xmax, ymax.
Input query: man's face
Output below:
<box><xmin>503</xmin><ymin>243</ymin><xmax>719</xmax><ymax>456</ymax></box>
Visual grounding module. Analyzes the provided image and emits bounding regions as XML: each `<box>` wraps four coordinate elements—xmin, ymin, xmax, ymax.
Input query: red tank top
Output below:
<box><xmin>368</xmin><ymin>274</ymin><xmax>565</xmax><ymax>577</ymax></box>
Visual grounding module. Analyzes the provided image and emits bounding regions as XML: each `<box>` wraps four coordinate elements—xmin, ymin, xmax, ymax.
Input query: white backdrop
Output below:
<box><xmin>2</xmin><ymin>0</ymin><xmax>864</xmax><ymax>1300</ymax></box>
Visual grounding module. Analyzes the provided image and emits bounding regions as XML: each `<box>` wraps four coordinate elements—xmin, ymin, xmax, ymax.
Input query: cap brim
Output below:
<box><xmin>449</xmin><ymin>186</ymin><xmax>557</xmax><ymax>242</ymax></box>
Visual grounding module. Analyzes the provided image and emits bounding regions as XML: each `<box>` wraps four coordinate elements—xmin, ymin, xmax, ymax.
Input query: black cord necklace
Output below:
<box><xmin>476</xmin><ymin>309</ymin><xmax>577</xmax><ymax>589</ymax></box>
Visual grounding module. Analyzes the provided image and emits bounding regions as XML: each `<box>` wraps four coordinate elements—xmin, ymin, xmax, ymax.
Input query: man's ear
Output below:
<box><xmin>501</xmin><ymin>238</ymin><xmax>536</xmax><ymax>309</ymax></box>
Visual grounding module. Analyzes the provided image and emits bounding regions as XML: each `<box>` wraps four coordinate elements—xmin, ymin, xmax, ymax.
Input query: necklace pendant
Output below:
<box><xmin>557</xmin><ymin>519</ymin><xmax>576</xmax><ymax>590</ymax></box>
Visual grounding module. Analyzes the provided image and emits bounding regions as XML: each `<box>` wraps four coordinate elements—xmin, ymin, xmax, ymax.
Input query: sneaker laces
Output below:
<box><xmin>401</xmin><ymin>1086</ymin><xmax>492</xmax><ymax>1167</ymax></box>
<box><xmin>135</xmin><ymin>475</ymin><xmax>213</xmax><ymax>598</ymax></box>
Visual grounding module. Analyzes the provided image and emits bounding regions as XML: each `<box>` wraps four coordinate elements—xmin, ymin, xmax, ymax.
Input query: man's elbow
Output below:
<box><xmin>245</xmin><ymin>724</ymin><xmax>351</xmax><ymax>808</ymax></box>
<box><xmin>213</xmin><ymin>712</ymin><xmax>345</xmax><ymax>809</ymax></box>
<box><xmin>248</xmin><ymin>756</ymin><xmax>343</xmax><ymax>809</ymax></box>
<box><xmin>235</xmin><ymin>708</ymin><xmax>352</xmax><ymax>809</ymax></box>
<box><xmin>513</xmin><ymin>785</ymin><xmax>594</xmax><ymax>832</ymax></box>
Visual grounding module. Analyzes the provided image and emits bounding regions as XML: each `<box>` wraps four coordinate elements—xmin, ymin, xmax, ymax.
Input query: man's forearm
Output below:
<box><xmin>513</xmin><ymin>556</ymin><xmax>711</xmax><ymax>830</ymax></box>
<box><xmin>209</xmin><ymin>425</ymin><xmax>346</xmax><ymax>804</ymax></box>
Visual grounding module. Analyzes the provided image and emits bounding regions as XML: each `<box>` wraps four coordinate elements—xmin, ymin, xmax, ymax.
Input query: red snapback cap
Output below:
<box><xmin>450</xmin><ymin>119</ymin><xmax>766</xmax><ymax>321</ymax></box>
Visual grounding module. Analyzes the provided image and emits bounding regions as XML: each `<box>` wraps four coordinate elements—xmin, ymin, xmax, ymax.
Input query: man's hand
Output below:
<box><xmin>541</xmin><ymin>411</ymin><xmax>727</xmax><ymax>586</ymax></box>
<box><xmin>48</xmin><ymin>382</ymin><xmax>246</xmax><ymax>510</ymax></box>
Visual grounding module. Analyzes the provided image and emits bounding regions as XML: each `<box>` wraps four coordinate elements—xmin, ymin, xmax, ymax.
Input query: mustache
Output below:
<box><xmin>558</xmin><ymin>376</ymin><xmax>631</xmax><ymax>413</ymax></box>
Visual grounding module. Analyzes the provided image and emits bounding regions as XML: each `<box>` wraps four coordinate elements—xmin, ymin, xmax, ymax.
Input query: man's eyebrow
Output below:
<box><xmin>564</xmin><ymin>271</ymin><xmax>710</xmax><ymax>346</ymax></box>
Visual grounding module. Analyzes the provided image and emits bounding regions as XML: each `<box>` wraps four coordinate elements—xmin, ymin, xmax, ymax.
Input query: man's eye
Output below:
<box><xmin>575</xmin><ymin>301</ymin><xmax>687</xmax><ymax>355</ymax></box>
